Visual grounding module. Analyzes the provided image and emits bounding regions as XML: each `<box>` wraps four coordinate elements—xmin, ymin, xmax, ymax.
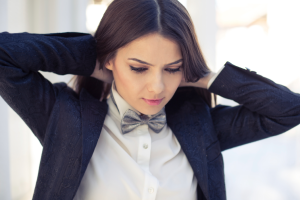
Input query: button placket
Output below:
<box><xmin>142</xmin><ymin>172</ymin><xmax>159</xmax><ymax>200</ymax></box>
<box><xmin>136</xmin><ymin>124</ymin><xmax>151</xmax><ymax>171</ymax></box>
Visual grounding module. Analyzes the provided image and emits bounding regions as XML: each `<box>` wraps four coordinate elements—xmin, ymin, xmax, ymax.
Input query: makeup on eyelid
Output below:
<box><xmin>129</xmin><ymin>65</ymin><xmax>181</xmax><ymax>74</ymax></box>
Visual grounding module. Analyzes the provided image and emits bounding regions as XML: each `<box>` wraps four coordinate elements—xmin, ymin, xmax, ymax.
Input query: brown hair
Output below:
<box><xmin>70</xmin><ymin>0</ymin><xmax>216</xmax><ymax>107</ymax></box>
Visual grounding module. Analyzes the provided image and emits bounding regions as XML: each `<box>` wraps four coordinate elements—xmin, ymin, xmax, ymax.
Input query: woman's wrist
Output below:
<box><xmin>179</xmin><ymin>71</ymin><xmax>217</xmax><ymax>89</ymax></box>
<box><xmin>195</xmin><ymin>72</ymin><xmax>217</xmax><ymax>89</ymax></box>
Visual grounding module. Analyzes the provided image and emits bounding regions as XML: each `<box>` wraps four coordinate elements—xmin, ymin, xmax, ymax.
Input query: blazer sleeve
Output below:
<box><xmin>208</xmin><ymin>61</ymin><xmax>300</xmax><ymax>151</ymax></box>
<box><xmin>0</xmin><ymin>32</ymin><xmax>97</xmax><ymax>145</ymax></box>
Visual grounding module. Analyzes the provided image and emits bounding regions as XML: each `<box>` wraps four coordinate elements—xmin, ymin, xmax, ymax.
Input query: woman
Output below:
<box><xmin>0</xmin><ymin>0</ymin><xmax>299</xmax><ymax>200</ymax></box>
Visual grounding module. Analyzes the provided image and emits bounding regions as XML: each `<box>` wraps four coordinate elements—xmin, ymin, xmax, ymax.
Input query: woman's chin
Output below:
<box><xmin>137</xmin><ymin>106</ymin><xmax>164</xmax><ymax>116</ymax></box>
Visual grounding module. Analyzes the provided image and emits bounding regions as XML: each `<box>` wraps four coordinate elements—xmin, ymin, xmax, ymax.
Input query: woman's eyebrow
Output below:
<box><xmin>128</xmin><ymin>58</ymin><xmax>183</xmax><ymax>66</ymax></box>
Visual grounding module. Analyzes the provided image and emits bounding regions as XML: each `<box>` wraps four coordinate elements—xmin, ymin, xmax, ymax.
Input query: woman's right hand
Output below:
<box><xmin>90</xmin><ymin>59</ymin><xmax>114</xmax><ymax>83</ymax></box>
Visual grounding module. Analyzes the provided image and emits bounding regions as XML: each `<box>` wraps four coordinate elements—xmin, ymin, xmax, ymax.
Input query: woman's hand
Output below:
<box><xmin>179</xmin><ymin>71</ymin><xmax>217</xmax><ymax>89</ymax></box>
<box><xmin>90</xmin><ymin>59</ymin><xmax>114</xmax><ymax>83</ymax></box>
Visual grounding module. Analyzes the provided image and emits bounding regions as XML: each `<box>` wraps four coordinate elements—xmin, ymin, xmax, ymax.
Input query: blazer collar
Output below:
<box><xmin>78</xmin><ymin>87</ymin><xmax>210</xmax><ymax>200</ymax></box>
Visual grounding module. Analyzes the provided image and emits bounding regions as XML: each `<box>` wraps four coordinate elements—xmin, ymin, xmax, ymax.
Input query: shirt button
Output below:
<box><xmin>143</xmin><ymin>144</ymin><xmax>148</xmax><ymax>149</ymax></box>
<box><xmin>148</xmin><ymin>187</ymin><xmax>154</xmax><ymax>193</ymax></box>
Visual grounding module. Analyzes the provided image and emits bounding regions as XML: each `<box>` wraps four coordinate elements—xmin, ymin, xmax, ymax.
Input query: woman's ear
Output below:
<box><xmin>105</xmin><ymin>60</ymin><xmax>113</xmax><ymax>71</ymax></box>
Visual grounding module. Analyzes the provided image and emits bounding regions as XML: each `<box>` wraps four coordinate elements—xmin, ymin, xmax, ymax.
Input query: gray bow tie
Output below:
<box><xmin>109</xmin><ymin>84</ymin><xmax>166</xmax><ymax>134</ymax></box>
<box><xmin>121</xmin><ymin>108</ymin><xmax>166</xmax><ymax>134</ymax></box>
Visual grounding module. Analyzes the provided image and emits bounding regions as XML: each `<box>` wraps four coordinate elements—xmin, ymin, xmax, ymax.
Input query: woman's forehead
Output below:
<box><xmin>117</xmin><ymin>33</ymin><xmax>182</xmax><ymax>65</ymax></box>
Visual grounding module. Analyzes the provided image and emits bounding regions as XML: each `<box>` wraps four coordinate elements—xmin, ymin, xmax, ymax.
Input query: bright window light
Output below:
<box><xmin>86</xmin><ymin>4</ymin><xmax>108</xmax><ymax>33</ymax></box>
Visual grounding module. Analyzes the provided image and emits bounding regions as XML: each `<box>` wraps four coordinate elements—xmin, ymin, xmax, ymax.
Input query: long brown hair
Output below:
<box><xmin>70</xmin><ymin>0</ymin><xmax>216</xmax><ymax>107</ymax></box>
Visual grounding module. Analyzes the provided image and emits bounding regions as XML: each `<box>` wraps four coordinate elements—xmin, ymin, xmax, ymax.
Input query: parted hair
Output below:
<box><xmin>70</xmin><ymin>0</ymin><xmax>216</xmax><ymax>107</ymax></box>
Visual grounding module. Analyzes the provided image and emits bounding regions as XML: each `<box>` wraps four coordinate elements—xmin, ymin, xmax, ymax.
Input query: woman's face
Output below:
<box><xmin>105</xmin><ymin>32</ymin><xmax>183</xmax><ymax>115</ymax></box>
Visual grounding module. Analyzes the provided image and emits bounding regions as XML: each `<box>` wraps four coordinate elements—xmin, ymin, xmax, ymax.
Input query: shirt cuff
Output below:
<box><xmin>207</xmin><ymin>65</ymin><xmax>226</xmax><ymax>89</ymax></box>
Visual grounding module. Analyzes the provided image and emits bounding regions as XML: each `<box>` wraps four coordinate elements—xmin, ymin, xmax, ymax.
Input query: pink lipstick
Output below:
<box><xmin>142</xmin><ymin>98</ymin><xmax>164</xmax><ymax>106</ymax></box>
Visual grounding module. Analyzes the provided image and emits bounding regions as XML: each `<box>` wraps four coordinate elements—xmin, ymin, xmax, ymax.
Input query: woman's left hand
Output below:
<box><xmin>179</xmin><ymin>71</ymin><xmax>217</xmax><ymax>89</ymax></box>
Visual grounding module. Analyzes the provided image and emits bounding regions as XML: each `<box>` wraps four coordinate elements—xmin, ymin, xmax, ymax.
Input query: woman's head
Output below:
<box><xmin>106</xmin><ymin>33</ymin><xmax>183</xmax><ymax>115</ymax></box>
<box><xmin>71</xmin><ymin>0</ymin><xmax>215</xmax><ymax>113</ymax></box>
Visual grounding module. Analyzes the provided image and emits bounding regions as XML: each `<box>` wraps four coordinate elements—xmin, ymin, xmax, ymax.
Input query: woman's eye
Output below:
<box><xmin>130</xmin><ymin>66</ymin><xmax>147</xmax><ymax>74</ymax></box>
<box><xmin>165</xmin><ymin>67</ymin><xmax>181</xmax><ymax>74</ymax></box>
<box><xmin>130</xmin><ymin>66</ymin><xmax>181</xmax><ymax>74</ymax></box>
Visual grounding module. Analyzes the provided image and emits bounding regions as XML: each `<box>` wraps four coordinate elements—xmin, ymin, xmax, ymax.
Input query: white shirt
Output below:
<box><xmin>74</xmin><ymin>66</ymin><xmax>224</xmax><ymax>200</ymax></box>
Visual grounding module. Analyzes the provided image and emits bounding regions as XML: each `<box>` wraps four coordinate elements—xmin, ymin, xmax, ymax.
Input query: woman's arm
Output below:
<box><xmin>0</xmin><ymin>32</ymin><xmax>97</xmax><ymax>145</ymax></box>
<box><xmin>179</xmin><ymin>70</ymin><xmax>217</xmax><ymax>88</ymax></box>
<box><xmin>207</xmin><ymin>62</ymin><xmax>300</xmax><ymax>151</ymax></box>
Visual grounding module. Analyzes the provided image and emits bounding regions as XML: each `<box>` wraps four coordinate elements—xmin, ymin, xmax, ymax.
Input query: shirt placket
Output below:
<box><xmin>136</xmin><ymin>124</ymin><xmax>159</xmax><ymax>200</ymax></box>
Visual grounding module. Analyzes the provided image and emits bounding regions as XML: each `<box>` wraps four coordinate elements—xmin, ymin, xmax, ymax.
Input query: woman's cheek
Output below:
<box><xmin>166</xmin><ymin>73</ymin><xmax>182</xmax><ymax>88</ymax></box>
<box><xmin>119</xmin><ymin>70</ymin><xmax>145</xmax><ymax>95</ymax></box>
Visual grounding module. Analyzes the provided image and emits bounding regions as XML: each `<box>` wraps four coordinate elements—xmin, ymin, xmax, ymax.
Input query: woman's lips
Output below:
<box><xmin>142</xmin><ymin>98</ymin><xmax>164</xmax><ymax>106</ymax></box>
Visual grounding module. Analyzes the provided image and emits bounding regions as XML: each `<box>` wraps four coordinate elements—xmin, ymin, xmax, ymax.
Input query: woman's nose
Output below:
<box><xmin>147</xmin><ymin>72</ymin><xmax>164</xmax><ymax>95</ymax></box>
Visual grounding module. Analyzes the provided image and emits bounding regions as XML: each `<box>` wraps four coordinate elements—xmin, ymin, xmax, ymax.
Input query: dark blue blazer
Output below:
<box><xmin>1</xmin><ymin>32</ymin><xmax>300</xmax><ymax>200</ymax></box>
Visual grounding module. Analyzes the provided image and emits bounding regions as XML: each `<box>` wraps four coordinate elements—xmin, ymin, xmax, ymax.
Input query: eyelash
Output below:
<box><xmin>130</xmin><ymin>66</ymin><xmax>181</xmax><ymax>74</ymax></box>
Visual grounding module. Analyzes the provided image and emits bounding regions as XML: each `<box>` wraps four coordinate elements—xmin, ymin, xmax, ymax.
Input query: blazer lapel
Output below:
<box><xmin>166</xmin><ymin>90</ymin><xmax>210</xmax><ymax>200</ymax></box>
<box><xmin>79</xmin><ymin>88</ymin><xmax>108</xmax><ymax>179</ymax></box>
